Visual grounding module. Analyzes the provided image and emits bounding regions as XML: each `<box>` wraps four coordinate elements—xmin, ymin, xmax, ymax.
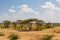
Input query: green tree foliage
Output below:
<box><xmin>36</xmin><ymin>20</ymin><xmax>45</xmax><ymax>31</ymax></box>
<box><xmin>12</xmin><ymin>22</ymin><xmax>17</xmax><ymax>29</ymax></box>
<box><xmin>3</xmin><ymin>20</ymin><xmax>11</xmax><ymax>28</ymax></box>
<box><xmin>1</xmin><ymin>18</ymin><xmax>54</xmax><ymax>31</ymax></box>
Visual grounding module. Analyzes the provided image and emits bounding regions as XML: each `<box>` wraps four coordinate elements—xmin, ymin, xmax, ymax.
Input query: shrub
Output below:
<box><xmin>45</xmin><ymin>23</ymin><xmax>54</xmax><ymax>29</ymax></box>
<box><xmin>38</xmin><ymin>23</ymin><xmax>54</xmax><ymax>30</ymax></box>
<box><xmin>0</xmin><ymin>24</ymin><xmax>5</xmax><ymax>28</ymax></box>
<box><xmin>41</xmin><ymin>35</ymin><xmax>54</xmax><ymax>40</ymax></box>
<box><xmin>40</xmin><ymin>25</ymin><xmax>47</xmax><ymax>29</ymax></box>
<box><xmin>9</xmin><ymin>33</ymin><xmax>19</xmax><ymax>40</ymax></box>
<box><xmin>0</xmin><ymin>32</ymin><xmax>5</xmax><ymax>36</ymax></box>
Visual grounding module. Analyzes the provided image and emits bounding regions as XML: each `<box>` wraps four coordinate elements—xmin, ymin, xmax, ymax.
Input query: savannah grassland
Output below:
<box><xmin>0</xmin><ymin>18</ymin><xmax>60</xmax><ymax>40</ymax></box>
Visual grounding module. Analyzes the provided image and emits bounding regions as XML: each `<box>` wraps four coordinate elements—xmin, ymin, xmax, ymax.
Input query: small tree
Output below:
<box><xmin>9</xmin><ymin>33</ymin><xmax>19</xmax><ymax>40</ymax></box>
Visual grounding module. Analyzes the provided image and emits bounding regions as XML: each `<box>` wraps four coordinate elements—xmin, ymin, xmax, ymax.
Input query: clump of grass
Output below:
<box><xmin>54</xmin><ymin>30</ymin><xmax>60</xmax><ymax>33</ymax></box>
<box><xmin>9</xmin><ymin>33</ymin><xmax>19</xmax><ymax>40</ymax></box>
<box><xmin>41</xmin><ymin>35</ymin><xmax>54</xmax><ymax>40</ymax></box>
<box><xmin>0</xmin><ymin>32</ymin><xmax>5</xmax><ymax>36</ymax></box>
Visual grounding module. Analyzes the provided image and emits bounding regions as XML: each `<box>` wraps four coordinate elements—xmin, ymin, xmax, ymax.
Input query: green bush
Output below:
<box><xmin>40</xmin><ymin>23</ymin><xmax>54</xmax><ymax>30</ymax></box>
<box><xmin>45</xmin><ymin>23</ymin><xmax>54</xmax><ymax>28</ymax></box>
<box><xmin>0</xmin><ymin>24</ymin><xmax>5</xmax><ymax>28</ymax></box>
<box><xmin>0</xmin><ymin>32</ymin><xmax>5</xmax><ymax>36</ymax></box>
<box><xmin>41</xmin><ymin>35</ymin><xmax>54</xmax><ymax>40</ymax></box>
<box><xmin>9</xmin><ymin>33</ymin><xmax>19</xmax><ymax>40</ymax></box>
<box><xmin>40</xmin><ymin>25</ymin><xmax>47</xmax><ymax>29</ymax></box>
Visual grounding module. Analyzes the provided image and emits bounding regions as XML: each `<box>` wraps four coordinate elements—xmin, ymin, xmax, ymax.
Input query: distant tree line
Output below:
<box><xmin>0</xmin><ymin>18</ymin><xmax>54</xmax><ymax>31</ymax></box>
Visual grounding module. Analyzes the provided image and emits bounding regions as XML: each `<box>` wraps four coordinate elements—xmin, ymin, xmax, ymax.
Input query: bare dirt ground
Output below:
<box><xmin>0</xmin><ymin>26</ymin><xmax>60</xmax><ymax>40</ymax></box>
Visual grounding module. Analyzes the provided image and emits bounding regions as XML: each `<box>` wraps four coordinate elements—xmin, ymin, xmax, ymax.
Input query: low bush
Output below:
<box><xmin>38</xmin><ymin>23</ymin><xmax>54</xmax><ymax>30</ymax></box>
<box><xmin>9</xmin><ymin>33</ymin><xmax>19</xmax><ymax>40</ymax></box>
<box><xmin>0</xmin><ymin>32</ymin><xmax>5</xmax><ymax>36</ymax></box>
<box><xmin>41</xmin><ymin>35</ymin><xmax>54</xmax><ymax>40</ymax></box>
<box><xmin>45</xmin><ymin>23</ymin><xmax>54</xmax><ymax>28</ymax></box>
<box><xmin>40</xmin><ymin>25</ymin><xmax>47</xmax><ymax>29</ymax></box>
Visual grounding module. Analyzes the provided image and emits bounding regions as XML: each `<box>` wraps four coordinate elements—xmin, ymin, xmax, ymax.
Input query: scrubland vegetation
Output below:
<box><xmin>0</xmin><ymin>18</ymin><xmax>60</xmax><ymax>40</ymax></box>
<box><xmin>41</xmin><ymin>35</ymin><xmax>54</xmax><ymax>40</ymax></box>
<box><xmin>0</xmin><ymin>18</ymin><xmax>54</xmax><ymax>31</ymax></box>
<box><xmin>8</xmin><ymin>33</ymin><xmax>19</xmax><ymax>40</ymax></box>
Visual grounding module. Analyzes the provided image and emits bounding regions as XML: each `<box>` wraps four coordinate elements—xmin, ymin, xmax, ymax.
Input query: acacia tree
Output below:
<box><xmin>12</xmin><ymin>22</ymin><xmax>17</xmax><ymax>29</ymax></box>
<box><xmin>20</xmin><ymin>20</ymin><xmax>26</xmax><ymax>31</ymax></box>
<box><xmin>26</xmin><ymin>18</ymin><xmax>38</xmax><ymax>31</ymax></box>
<box><xmin>3</xmin><ymin>20</ymin><xmax>11</xmax><ymax>28</ymax></box>
<box><xmin>17</xmin><ymin>20</ymin><xmax>27</xmax><ymax>31</ymax></box>
<box><xmin>36</xmin><ymin>20</ymin><xmax>44</xmax><ymax>31</ymax></box>
<box><xmin>17</xmin><ymin>20</ymin><xmax>22</xmax><ymax>31</ymax></box>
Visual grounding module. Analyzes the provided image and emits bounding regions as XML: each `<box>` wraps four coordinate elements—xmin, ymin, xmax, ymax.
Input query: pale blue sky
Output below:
<box><xmin>0</xmin><ymin>0</ymin><xmax>58</xmax><ymax>13</ymax></box>
<box><xmin>0</xmin><ymin>0</ymin><xmax>60</xmax><ymax>23</ymax></box>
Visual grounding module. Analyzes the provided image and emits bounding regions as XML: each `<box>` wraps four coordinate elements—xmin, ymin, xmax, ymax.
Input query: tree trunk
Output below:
<box><xmin>20</xmin><ymin>23</ymin><xmax>23</xmax><ymax>31</ymax></box>
<box><xmin>36</xmin><ymin>23</ymin><xmax>39</xmax><ymax>31</ymax></box>
<box><xmin>28</xmin><ymin>23</ymin><xmax>32</xmax><ymax>31</ymax></box>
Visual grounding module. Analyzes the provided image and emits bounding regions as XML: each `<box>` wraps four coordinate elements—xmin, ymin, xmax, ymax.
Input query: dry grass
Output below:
<box><xmin>0</xmin><ymin>26</ymin><xmax>60</xmax><ymax>40</ymax></box>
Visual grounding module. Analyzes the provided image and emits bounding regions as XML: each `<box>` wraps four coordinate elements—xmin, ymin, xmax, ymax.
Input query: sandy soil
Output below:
<box><xmin>0</xmin><ymin>26</ymin><xmax>60</xmax><ymax>40</ymax></box>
